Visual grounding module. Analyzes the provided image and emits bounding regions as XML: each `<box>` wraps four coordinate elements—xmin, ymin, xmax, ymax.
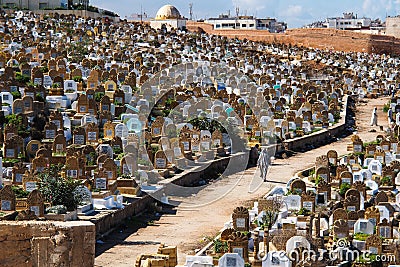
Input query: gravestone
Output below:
<box><xmin>354</xmin><ymin>219</ymin><xmax>374</xmax><ymax>235</ymax></box>
<box><xmin>227</xmin><ymin>232</ymin><xmax>249</xmax><ymax>262</ymax></box>
<box><xmin>0</xmin><ymin>185</ymin><xmax>15</xmax><ymax>211</ymax></box>
<box><xmin>218</xmin><ymin>253</ymin><xmax>244</xmax><ymax>267</ymax></box>
<box><xmin>365</xmin><ymin>235</ymin><xmax>382</xmax><ymax>255</ymax></box>
<box><xmin>27</xmin><ymin>189</ymin><xmax>44</xmax><ymax>217</ymax></box>
<box><xmin>154</xmin><ymin>151</ymin><xmax>168</xmax><ymax>169</ymax></box>
<box><xmin>232</xmin><ymin>207</ymin><xmax>249</xmax><ymax>232</ymax></box>
<box><xmin>284</xmin><ymin>195</ymin><xmax>301</xmax><ymax>211</ymax></box>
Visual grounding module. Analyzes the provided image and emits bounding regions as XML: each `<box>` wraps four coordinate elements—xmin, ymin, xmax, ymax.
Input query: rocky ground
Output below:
<box><xmin>94</xmin><ymin>96</ymin><xmax>389</xmax><ymax>267</ymax></box>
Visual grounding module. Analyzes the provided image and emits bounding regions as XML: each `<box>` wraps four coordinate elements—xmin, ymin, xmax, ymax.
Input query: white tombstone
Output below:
<box><xmin>120</xmin><ymin>113</ymin><xmax>137</xmax><ymax>122</ymax></box>
<box><xmin>115</xmin><ymin>123</ymin><xmax>129</xmax><ymax>139</ymax></box>
<box><xmin>126</xmin><ymin>118</ymin><xmax>142</xmax><ymax>134</ymax></box>
<box><xmin>0</xmin><ymin>92</ymin><xmax>13</xmax><ymax>107</ymax></box>
<box><xmin>360</xmin><ymin>169</ymin><xmax>373</xmax><ymax>180</ymax></box>
<box><xmin>285</xmin><ymin>236</ymin><xmax>311</xmax><ymax>254</ymax></box>
<box><xmin>365</xmin><ymin>180</ymin><xmax>379</xmax><ymax>195</ymax></box>
<box><xmin>96</xmin><ymin>144</ymin><xmax>113</xmax><ymax>158</ymax></box>
<box><xmin>81</xmin><ymin>114</ymin><xmax>98</xmax><ymax>126</ymax></box>
<box><xmin>375</xmin><ymin>206</ymin><xmax>390</xmax><ymax>223</ymax></box>
<box><xmin>263</xmin><ymin>251</ymin><xmax>290</xmax><ymax>267</ymax></box>
<box><xmin>184</xmin><ymin>256</ymin><xmax>214</xmax><ymax>267</ymax></box>
<box><xmin>354</xmin><ymin>219</ymin><xmax>374</xmax><ymax>235</ymax></box>
<box><xmin>384</xmin><ymin>152</ymin><xmax>393</xmax><ymax>165</ymax></box>
<box><xmin>63</xmin><ymin>115</ymin><xmax>71</xmax><ymax>130</ymax></box>
<box><xmin>352</xmin><ymin>172</ymin><xmax>363</xmax><ymax>182</ymax></box>
<box><xmin>121</xmin><ymin>85</ymin><xmax>133</xmax><ymax>103</ymax></box>
<box><xmin>283</xmin><ymin>195</ymin><xmax>301</xmax><ymax>211</ymax></box>
<box><xmin>368</xmin><ymin>160</ymin><xmax>382</xmax><ymax>175</ymax></box>
<box><xmin>43</xmin><ymin>75</ymin><xmax>53</xmax><ymax>88</ymax></box>
<box><xmin>302</xmin><ymin>121</ymin><xmax>311</xmax><ymax>133</ymax></box>
<box><xmin>218</xmin><ymin>253</ymin><xmax>245</xmax><ymax>267</ymax></box>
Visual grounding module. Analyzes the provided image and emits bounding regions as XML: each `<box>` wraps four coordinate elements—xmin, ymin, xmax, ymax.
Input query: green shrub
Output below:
<box><xmin>38</xmin><ymin>165</ymin><xmax>84</xmax><ymax>211</ymax></box>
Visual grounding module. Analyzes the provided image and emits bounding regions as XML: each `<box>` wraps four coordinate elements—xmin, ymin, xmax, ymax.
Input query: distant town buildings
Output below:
<box><xmin>205</xmin><ymin>14</ymin><xmax>287</xmax><ymax>32</ymax></box>
<box><xmin>326</xmin><ymin>12</ymin><xmax>371</xmax><ymax>30</ymax></box>
<box><xmin>305</xmin><ymin>12</ymin><xmax>385</xmax><ymax>35</ymax></box>
<box><xmin>150</xmin><ymin>5</ymin><xmax>187</xmax><ymax>31</ymax></box>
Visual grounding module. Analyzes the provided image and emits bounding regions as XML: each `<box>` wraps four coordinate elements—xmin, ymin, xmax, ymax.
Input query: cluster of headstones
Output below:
<box><xmin>204</xmin><ymin>134</ymin><xmax>400</xmax><ymax>266</ymax></box>
<box><xmin>0</xmin><ymin>9</ymin><xmax>399</xmax><ymax>216</ymax></box>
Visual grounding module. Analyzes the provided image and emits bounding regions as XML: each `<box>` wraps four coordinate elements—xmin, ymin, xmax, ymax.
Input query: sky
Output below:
<box><xmin>90</xmin><ymin>0</ymin><xmax>400</xmax><ymax>28</ymax></box>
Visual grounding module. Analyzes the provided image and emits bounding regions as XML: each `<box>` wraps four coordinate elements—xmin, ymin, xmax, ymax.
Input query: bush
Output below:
<box><xmin>11</xmin><ymin>90</ymin><xmax>21</xmax><ymax>99</ymax></box>
<box><xmin>297</xmin><ymin>207</ymin><xmax>310</xmax><ymax>216</ymax></box>
<box><xmin>38</xmin><ymin>165</ymin><xmax>84</xmax><ymax>211</ymax></box>
<box><xmin>15</xmin><ymin>72</ymin><xmax>30</xmax><ymax>84</ymax></box>
<box><xmin>94</xmin><ymin>92</ymin><xmax>104</xmax><ymax>102</ymax></box>
<box><xmin>315</xmin><ymin>175</ymin><xmax>324</xmax><ymax>185</ymax></box>
<box><xmin>339</xmin><ymin>183</ymin><xmax>351</xmax><ymax>196</ymax></box>
<box><xmin>383</xmin><ymin>103</ymin><xmax>390</xmax><ymax>113</ymax></box>
<box><xmin>73</xmin><ymin>76</ymin><xmax>83</xmax><ymax>83</ymax></box>
<box><xmin>11</xmin><ymin>186</ymin><xmax>29</xmax><ymax>198</ymax></box>
<box><xmin>381</xmin><ymin>176</ymin><xmax>392</xmax><ymax>185</ymax></box>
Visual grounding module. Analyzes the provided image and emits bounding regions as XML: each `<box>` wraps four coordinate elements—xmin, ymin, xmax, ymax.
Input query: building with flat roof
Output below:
<box><xmin>305</xmin><ymin>13</ymin><xmax>385</xmax><ymax>35</ymax></box>
<box><xmin>205</xmin><ymin>14</ymin><xmax>286</xmax><ymax>32</ymax></box>
<box><xmin>326</xmin><ymin>13</ymin><xmax>371</xmax><ymax>30</ymax></box>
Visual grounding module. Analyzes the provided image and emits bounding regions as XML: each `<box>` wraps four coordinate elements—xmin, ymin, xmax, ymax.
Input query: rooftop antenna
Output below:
<box><xmin>189</xmin><ymin>3</ymin><xmax>193</xmax><ymax>20</ymax></box>
<box><xmin>140</xmin><ymin>4</ymin><xmax>143</xmax><ymax>23</ymax></box>
<box><xmin>235</xmin><ymin>7</ymin><xmax>239</xmax><ymax>18</ymax></box>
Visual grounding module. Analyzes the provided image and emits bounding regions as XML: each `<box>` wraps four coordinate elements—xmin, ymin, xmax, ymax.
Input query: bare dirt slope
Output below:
<box><xmin>94</xmin><ymin>97</ymin><xmax>388</xmax><ymax>267</ymax></box>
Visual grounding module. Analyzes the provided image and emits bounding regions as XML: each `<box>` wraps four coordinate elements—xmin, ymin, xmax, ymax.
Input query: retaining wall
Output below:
<box><xmin>0</xmin><ymin>221</ymin><xmax>95</xmax><ymax>267</ymax></box>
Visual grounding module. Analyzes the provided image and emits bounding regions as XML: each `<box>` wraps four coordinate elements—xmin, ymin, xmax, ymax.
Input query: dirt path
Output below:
<box><xmin>94</xmin><ymin>97</ymin><xmax>389</xmax><ymax>267</ymax></box>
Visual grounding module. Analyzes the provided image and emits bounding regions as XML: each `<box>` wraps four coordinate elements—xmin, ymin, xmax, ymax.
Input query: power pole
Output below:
<box><xmin>189</xmin><ymin>3</ymin><xmax>193</xmax><ymax>20</ymax></box>
<box><xmin>235</xmin><ymin>7</ymin><xmax>239</xmax><ymax>29</ymax></box>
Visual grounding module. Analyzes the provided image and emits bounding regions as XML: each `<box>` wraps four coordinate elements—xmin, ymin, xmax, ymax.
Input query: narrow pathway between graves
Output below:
<box><xmin>94</xmin><ymin>97</ymin><xmax>389</xmax><ymax>267</ymax></box>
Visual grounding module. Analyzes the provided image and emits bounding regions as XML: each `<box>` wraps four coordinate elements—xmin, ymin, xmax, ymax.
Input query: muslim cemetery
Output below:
<box><xmin>1</xmin><ymin>4</ymin><xmax>400</xmax><ymax>267</ymax></box>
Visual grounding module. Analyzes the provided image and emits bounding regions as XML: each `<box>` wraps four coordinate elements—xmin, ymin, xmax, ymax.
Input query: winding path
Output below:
<box><xmin>94</xmin><ymin>96</ymin><xmax>388</xmax><ymax>267</ymax></box>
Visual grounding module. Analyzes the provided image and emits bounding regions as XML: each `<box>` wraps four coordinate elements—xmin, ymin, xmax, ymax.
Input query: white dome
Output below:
<box><xmin>155</xmin><ymin>5</ymin><xmax>181</xmax><ymax>20</ymax></box>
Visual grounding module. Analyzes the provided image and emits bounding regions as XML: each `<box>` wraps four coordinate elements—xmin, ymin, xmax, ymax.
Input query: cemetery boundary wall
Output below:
<box><xmin>283</xmin><ymin>95</ymin><xmax>349</xmax><ymax>152</ymax></box>
<box><xmin>187</xmin><ymin>22</ymin><xmax>400</xmax><ymax>55</ymax></box>
<box><xmin>0</xmin><ymin>220</ymin><xmax>95</xmax><ymax>267</ymax></box>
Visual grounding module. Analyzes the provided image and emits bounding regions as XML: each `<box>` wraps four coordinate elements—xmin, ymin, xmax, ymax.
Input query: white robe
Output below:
<box><xmin>257</xmin><ymin>148</ymin><xmax>269</xmax><ymax>181</ymax></box>
<box><xmin>370</xmin><ymin>109</ymin><xmax>377</xmax><ymax>126</ymax></box>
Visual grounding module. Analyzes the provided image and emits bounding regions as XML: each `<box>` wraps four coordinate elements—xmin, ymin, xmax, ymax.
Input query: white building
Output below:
<box><xmin>150</xmin><ymin>5</ymin><xmax>186</xmax><ymax>31</ymax></box>
<box><xmin>326</xmin><ymin>13</ymin><xmax>371</xmax><ymax>30</ymax></box>
<box><xmin>205</xmin><ymin>15</ymin><xmax>286</xmax><ymax>33</ymax></box>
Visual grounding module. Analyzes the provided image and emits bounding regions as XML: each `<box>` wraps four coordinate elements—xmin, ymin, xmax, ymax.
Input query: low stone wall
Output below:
<box><xmin>88</xmin><ymin>195</ymin><xmax>154</xmax><ymax>236</ymax></box>
<box><xmin>283</xmin><ymin>95</ymin><xmax>350</xmax><ymax>152</ymax></box>
<box><xmin>0</xmin><ymin>220</ymin><xmax>95</xmax><ymax>267</ymax></box>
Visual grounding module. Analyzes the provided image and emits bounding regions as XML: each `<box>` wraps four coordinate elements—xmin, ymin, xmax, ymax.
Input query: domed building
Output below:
<box><xmin>150</xmin><ymin>5</ymin><xmax>186</xmax><ymax>31</ymax></box>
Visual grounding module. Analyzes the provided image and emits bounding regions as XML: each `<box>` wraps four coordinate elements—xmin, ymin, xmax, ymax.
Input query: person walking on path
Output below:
<box><xmin>388</xmin><ymin>108</ymin><xmax>393</xmax><ymax>126</ymax></box>
<box><xmin>371</xmin><ymin>107</ymin><xmax>378</xmax><ymax>126</ymax></box>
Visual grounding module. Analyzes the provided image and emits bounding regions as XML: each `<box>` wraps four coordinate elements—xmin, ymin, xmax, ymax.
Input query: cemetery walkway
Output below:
<box><xmin>94</xmin><ymin>96</ymin><xmax>389</xmax><ymax>267</ymax></box>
